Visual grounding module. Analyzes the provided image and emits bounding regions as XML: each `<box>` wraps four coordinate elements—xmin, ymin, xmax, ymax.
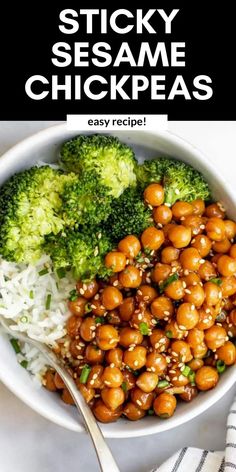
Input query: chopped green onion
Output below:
<box><xmin>45</xmin><ymin>294</ymin><xmax>52</xmax><ymax>310</ymax></box>
<box><xmin>188</xmin><ymin>370</ymin><xmax>196</xmax><ymax>385</ymax></box>
<box><xmin>56</xmin><ymin>268</ymin><xmax>66</xmax><ymax>279</ymax></box>
<box><xmin>20</xmin><ymin>315</ymin><xmax>28</xmax><ymax>323</ymax></box>
<box><xmin>10</xmin><ymin>338</ymin><xmax>21</xmax><ymax>354</ymax></box>
<box><xmin>135</xmin><ymin>252</ymin><xmax>145</xmax><ymax>263</ymax></box>
<box><xmin>38</xmin><ymin>268</ymin><xmax>49</xmax><ymax>276</ymax></box>
<box><xmin>182</xmin><ymin>365</ymin><xmax>191</xmax><ymax>377</ymax></box>
<box><xmin>79</xmin><ymin>364</ymin><xmax>91</xmax><ymax>384</ymax></box>
<box><xmin>148</xmin><ymin>409</ymin><xmax>154</xmax><ymax>416</ymax></box>
<box><xmin>85</xmin><ymin>303</ymin><xmax>92</xmax><ymax>313</ymax></box>
<box><xmin>165</xmin><ymin>330</ymin><xmax>173</xmax><ymax>339</ymax></box>
<box><xmin>139</xmin><ymin>322</ymin><xmax>149</xmax><ymax>335</ymax></box>
<box><xmin>121</xmin><ymin>381</ymin><xmax>128</xmax><ymax>393</ymax></box>
<box><xmin>95</xmin><ymin>317</ymin><xmax>105</xmax><ymax>325</ymax></box>
<box><xmin>29</xmin><ymin>290</ymin><xmax>34</xmax><ymax>299</ymax></box>
<box><xmin>20</xmin><ymin>360</ymin><xmax>28</xmax><ymax>369</ymax></box>
<box><xmin>210</xmin><ymin>277</ymin><xmax>222</xmax><ymax>286</ymax></box>
<box><xmin>216</xmin><ymin>359</ymin><xmax>226</xmax><ymax>374</ymax></box>
<box><xmin>69</xmin><ymin>289</ymin><xmax>78</xmax><ymax>301</ymax></box>
<box><xmin>157</xmin><ymin>380</ymin><xmax>170</xmax><ymax>389</ymax></box>
<box><xmin>144</xmin><ymin>247</ymin><xmax>152</xmax><ymax>256</ymax></box>
<box><xmin>216</xmin><ymin>311</ymin><xmax>227</xmax><ymax>322</ymax></box>
<box><xmin>159</xmin><ymin>273</ymin><xmax>179</xmax><ymax>294</ymax></box>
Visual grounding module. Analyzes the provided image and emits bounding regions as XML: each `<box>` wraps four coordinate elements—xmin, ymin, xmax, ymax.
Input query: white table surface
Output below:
<box><xmin>0</xmin><ymin>121</ymin><xmax>235</xmax><ymax>472</ymax></box>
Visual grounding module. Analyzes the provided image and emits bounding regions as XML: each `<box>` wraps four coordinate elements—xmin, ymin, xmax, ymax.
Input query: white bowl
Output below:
<box><xmin>0</xmin><ymin>124</ymin><xmax>235</xmax><ymax>438</ymax></box>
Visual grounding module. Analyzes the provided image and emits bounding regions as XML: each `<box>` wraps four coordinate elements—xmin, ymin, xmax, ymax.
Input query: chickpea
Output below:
<box><xmin>163</xmin><ymin>223</ymin><xmax>177</xmax><ymax>240</ymax></box>
<box><xmin>195</xmin><ymin>366</ymin><xmax>219</xmax><ymax>391</ymax></box>
<box><xmin>146</xmin><ymin>351</ymin><xmax>167</xmax><ymax>374</ymax></box>
<box><xmin>176</xmin><ymin>303</ymin><xmax>199</xmax><ymax>330</ymax></box>
<box><xmin>131</xmin><ymin>309</ymin><xmax>153</xmax><ymax>330</ymax></box>
<box><xmin>164</xmin><ymin>279</ymin><xmax>185</xmax><ymax>300</ymax></box>
<box><xmin>119</xmin><ymin>296</ymin><xmax>135</xmax><ymax>321</ymax></box>
<box><xmin>101</xmin><ymin>387</ymin><xmax>125</xmax><ymax>411</ymax></box>
<box><xmin>91</xmin><ymin>298</ymin><xmax>106</xmax><ymax>316</ymax></box>
<box><xmin>191</xmin><ymin>199</ymin><xmax>205</xmax><ymax>216</ymax></box>
<box><xmin>101</xmin><ymin>366</ymin><xmax>123</xmax><ymax>388</ymax></box>
<box><xmin>196</xmin><ymin>306</ymin><xmax>215</xmax><ymax>330</ymax></box>
<box><xmin>136</xmin><ymin>285</ymin><xmax>158</xmax><ymax>304</ymax></box>
<box><xmin>230</xmin><ymin>244</ymin><xmax>236</xmax><ymax>259</ymax></box>
<box><xmin>179</xmin><ymin>385</ymin><xmax>198</xmax><ymax>402</ymax></box>
<box><xmin>165</xmin><ymin>321</ymin><xmax>186</xmax><ymax>340</ymax></box>
<box><xmin>54</xmin><ymin>372</ymin><xmax>65</xmax><ymax>389</ymax></box>
<box><xmin>150</xmin><ymin>329</ymin><xmax>170</xmax><ymax>353</ymax></box>
<box><xmin>171</xmin><ymin>340</ymin><xmax>192</xmax><ymax>362</ymax></box>
<box><xmin>191</xmin><ymin>234</ymin><xmax>212</xmax><ymax>258</ymax></box>
<box><xmin>204</xmin><ymin>282</ymin><xmax>222</xmax><ymax>306</ymax></box>
<box><xmin>69</xmin><ymin>338</ymin><xmax>85</xmax><ymax>359</ymax></box>
<box><xmin>192</xmin><ymin>342</ymin><xmax>208</xmax><ymax>359</ymax></box>
<box><xmin>221</xmin><ymin>276</ymin><xmax>236</xmax><ymax>297</ymax></box>
<box><xmin>144</xmin><ymin>183</ymin><xmax>164</xmax><ymax>207</ymax></box>
<box><xmin>85</xmin><ymin>344</ymin><xmax>104</xmax><ymax>364</ymax></box>
<box><xmin>153</xmin><ymin>392</ymin><xmax>177</xmax><ymax>418</ymax></box>
<box><xmin>93</xmin><ymin>399</ymin><xmax>122</xmax><ymax>423</ymax></box>
<box><xmin>182</xmin><ymin>272</ymin><xmax>201</xmax><ymax>286</ymax></box>
<box><xmin>79</xmin><ymin>317</ymin><xmax>96</xmax><ymax>342</ymax></box>
<box><xmin>76</xmin><ymin>382</ymin><xmax>95</xmax><ymax>403</ymax></box>
<box><xmin>76</xmin><ymin>280</ymin><xmax>99</xmax><ymax>299</ymax></box>
<box><xmin>152</xmin><ymin>263</ymin><xmax>171</xmax><ymax>284</ymax></box>
<box><xmin>153</xmin><ymin>205</ymin><xmax>172</xmax><ymax>225</ymax></box>
<box><xmin>66</xmin><ymin>315</ymin><xmax>82</xmax><ymax>338</ymax></box>
<box><xmin>119</xmin><ymin>265</ymin><xmax>142</xmax><ymax>289</ymax></box>
<box><xmin>187</xmin><ymin>358</ymin><xmax>204</xmax><ymax>371</ymax></box>
<box><xmin>107</xmin><ymin>310</ymin><xmax>121</xmax><ymax>326</ymax></box>
<box><xmin>230</xmin><ymin>309</ymin><xmax>236</xmax><ymax>326</ymax></box>
<box><xmin>68</xmin><ymin>297</ymin><xmax>87</xmax><ymax>317</ymax></box>
<box><xmin>141</xmin><ymin>227</ymin><xmax>165</xmax><ymax>251</ymax></box>
<box><xmin>61</xmin><ymin>388</ymin><xmax>75</xmax><ymax>405</ymax></box>
<box><xmin>204</xmin><ymin>325</ymin><xmax>227</xmax><ymax>350</ymax></box>
<box><xmin>184</xmin><ymin>284</ymin><xmax>205</xmax><ymax>308</ymax></box>
<box><xmin>123</xmin><ymin>402</ymin><xmax>146</xmax><ymax>421</ymax></box>
<box><xmin>45</xmin><ymin>370</ymin><xmax>57</xmax><ymax>392</ymax></box>
<box><xmin>172</xmin><ymin>201</ymin><xmax>193</xmax><ymax>220</ymax></box>
<box><xmin>161</xmin><ymin>246</ymin><xmax>180</xmax><ymax>264</ymax></box>
<box><xmin>216</xmin><ymin>341</ymin><xmax>236</xmax><ymax>365</ymax></box>
<box><xmin>180</xmin><ymin>247</ymin><xmax>201</xmax><ymax>271</ymax></box>
<box><xmin>136</xmin><ymin>372</ymin><xmax>159</xmax><ymax>393</ymax></box>
<box><xmin>224</xmin><ymin>220</ymin><xmax>236</xmax><ymax>239</ymax></box>
<box><xmin>206</xmin><ymin>217</ymin><xmax>226</xmax><ymax>241</ymax></box>
<box><xmin>105</xmin><ymin>251</ymin><xmax>126</xmax><ymax>273</ymax></box>
<box><xmin>217</xmin><ymin>255</ymin><xmax>236</xmax><ymax>277</ymax></box>
<box><xmin>151</xmin><ymin>296</ymin><xmax>174</xmax><ymax>319</ymax></box>
<box><xmin>205</xmin><ymin>203</ymin><xmax>225</xmax><ymax>219</ymax></box>
<box><xmin>96</xmin><ymin>325</ymin><xmax>119</xmax><ymax>350</ymax></box>
<box><xmin>168</xmin><ymin>225</ymin><xmax>192</xmax><ymax>248</ymax></box>
<box><xmin>198</xmin><ymin>261</ymin><xmax>217</xmax><ymax>281</ymax></box>
<box><xmin>105</xmin><ymin>348</ymin><xmax>123</xmax><ymax>368</ymax></box>
<box><xmin>187</xmin><ymin>328</ymin><xmax>204</xmax><ymax>348</ymax></box>
<box><xmin>131</xmin><ymin>387</ymin><xmax>155</xmax><ymax>410</ymax></box>
<box><xmin>119</xmin><ymin>327</ymin><xmax>143</xmax><ymax>348</ymax></box>
<box><xmin>122</xmin><ymin>369</ymin><xmax>136</xmax><ymax>390</ymax></box>
<box><xmin>124</xmin><ymin>346</ymin><xmax>147</xmax><ymax>370</ymax></box>
<box><xmin>109</xmin><ymin>274</ymin><xmax>123</xmax><ymax>291</ymax></box>
<box><xmin>169</xmin><ymin>367</ymin><xmax>189</xmax><ymax>387</ymax></box>
<box><xmin>101</xmin><ymin>286</ymin><xmax>123</xmax><ymax>310</ymax></box>
<box><xmin>87</xmin><ymin>365</ymin><xmax>104</xmax><ymax>389</ymax></box>
<box><xmin>183</xmin><ymin>215</ymin><xmax>204</xmax><ymax>235</ymax></box>
<box><xmin>118</xmin><ymin>235</ymin><xmax>141</xmax><ymax>259</ymax></box>
<box><xmin>212</xmin><ymin>239</ymin><xmax>231</xmax><ymax>254</ymax></box>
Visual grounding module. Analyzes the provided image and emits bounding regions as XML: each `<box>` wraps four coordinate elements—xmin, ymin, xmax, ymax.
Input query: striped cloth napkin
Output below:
<box><xmin>151</xmin><ymin>396</ymin><xmax>236</xmax><ymax>472</ymax></box>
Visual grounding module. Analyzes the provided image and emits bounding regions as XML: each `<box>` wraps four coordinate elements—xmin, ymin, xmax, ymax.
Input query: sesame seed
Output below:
<box><xmin>146</xmin><ymin>278</ymin><xmax>151</xmax><ymax>284</ymax></box>
<box><xmin>110</xmin><ymin>363</ymin><xmax>115</xmax><ymax>368</ymax></box>
<box><xmin>90</xmin><ymin>379</ymin><xmax>95</xmax><ymax>385</ymax></box>
<box><xmin>202</xmin><ymin>319</ymin><xmax>209</xmax><ymax>324</ymax></box>
<box><xmin>151</xmin><ymin>318</ymin><xmax>157</xmax><ymax>325</ymax></box>
<box><xmin>182</xmin><ymin>282</ymin><xmax>187</xmax><ymax>288</ymax></box>
<box><xmin>175</xmin><ymin>188</ymin><xmax>180</xmax><ymax>195</ymax></box>
<box><xmin>206</xmin><ymin>308</ymin><xmax>211</xmax><ymax>313</ymax></box>
<box><xmin>166</xmin><ymin>357</ymin><xmax>171</xmax><ymax>364</ymax></box>
<box><xmin>94</xmin><ymin>294</ymin><xmax>99</xmax><ymax>300</ymax></box>
<box><xmin>159</xmin><ymin>338</ymin><xmax>166</xmax><ymax>344</ymax></box>
<box><xmin>228</xmin><ymin>331</ymin><xmax>233</xmax><ymax>338</ymax></box>
<box><xmin>113</xmin><ymin>280</ymin><xmax>119</xmax><ymax>286</ymax></box>
<box><xmin>169</xmin><ymin>369</ymin><xmax>176</xmax><ymax>374</ymax></box>
<box><xmin>179</xmin><ymin>325</ymin><xmax>186</xmax><ymax>330</ymax></box>
<box><xmin>93</xmin><ymin>373</ymin><xmax>98</xmax><ymax>379</ymax></box>
<box><xmin>151</xmin><ymin>367</ymin><xmax>156</xmax><ymax>372</ymax></box>
<box><xmin>185</xmin><ymin>289</ymin><xmax>191</xmax><ymax>294</ymax></box>
<box><xmin>148</xmin><ymin>204</ymin><xmax>153</xmax><ymax>210</ymax></box>
<box><xmin>90</xmin><ymin>326</ymin><xmax>96</xmax><ymax>331</ymax></box>
<box><xmin>155</xmin><ymin>343</ymin><xmax>160</xmax><ymax>349</ymax></box>
<box><xmin>79</xmin><ymin>288</ymin><xmax>85</xmax><ymax>295</ymax></box>
<box><xmin>94</xmin><ymin>247</ymin><xmax>99</xmax><ymax>256</ymax></box>
<box><xmin>157</xmin><ymin>223</ymin><xmax>163</xmax><ymax>228</ymax></box>
<box><xmin>164</xmin><ymin>317</ymin><xmax>169</xmax><ymax>321</ymax></box>
<box><xmin>193</xmin><ymin>229</ymin><xmax>198</xmax><ymax>235</ymax></box>
<box><xmin>172</xmin><ymin>376</ymin><xmax>178</xmax><ymax>381</ymax></box>
<box><xmin>138</xmin><ymin>314</ymin><xmax>142</xmax><ymax>320</ymax></box>
<box><xmin>165</xmin><ymin>202</ymin><xmax>171</xmax><ymax>207</ymax></box>
<box><xmin>229</xmin><ymin>323</ymin><xmax>233</xmax><ymax>328</ymax></box>
<box><xmin>184</xmin><ymin>270</ymin><xmax>189</xmax><ymax>276</ymax></box>
<box><xmin>165</xmin><ymin>375</ymin><xmax>170</xmax><ymax>381</ymax></box>
<box><xmin>128</xmin><ymin>346</ymin><xmax>134</xmax><ymax>351</ymax></box>
<box><xmin>90</xmin><ymin>304</ymin><xmax>96</xmax><ymax>309</ymax></box>
<box><xmin>139</xmin><ymin>271</ymin><xmax>143</xmax><ymax>277</ymax></box>
<box><xmin>192</xmin><ymin>282</ymin><xmax>197</xmax><ymax>286</ymax></box>
<box><xmin>209</xmin><ymin>315</ymin><xmax>213</xmax><ymax>320</ymax></box>
<box><xmin>94</xmin><ymin>394</ymin><xmax>100</xmax><ymax>398</ymax></box>
<box><xmin>134</xmin><ymin>360</ymin><xmax>139</xmax><ymax>366</ymax></box>
<box><xmin>104</xmin><ymin>380</ymin><xmax>111</xmax><ymax>385</ymax></box>
<box><xmin>180</xmin><ymin>216</ymin><xmax>185</xmax><ymax>221</ymax></box>
<box><xmin>98</xmin><ymin>232</ymin><xmax>102</xmax><ymax>239</ymax></box>
<box><xmin>137</xmin><ymin>290</ymin><xmax>142</xmax><ymax>295</ymax></box>
<box><xmin>137</xmin><ymin>400</ymin><xmax>142</xmax><ymax>406</ymax></box>
<box><xmin>164</xmin><ymin>310</ymin><xmax>170</xmax><ymax>315</ymax></box>
<box><xmin>199</xmin><ymin>259</ymin><xmax>205</xmax><ymax>264</ymax></box>
<box><xmin>191</xmin><ymin>305</ymin><xmax>195</xmax><ymax>311</ymax></box>
<box><xmin>200</xmin><ymin>225</ymin><xmax>205</xmax><ymax>230</ymax></box>
<box><xmin>172</xmin><ymin>351</ymin><xmax>178</xmax><ymax>357</ymax></box>
<box><xmin>182</xmin><ymin>356</ymin><xmax>186</xmax><ymax>362</ymax></box>
<box><xmin>76</xmin><ymin>355</ymin><xmax>84</xmax><ymax>359</ymax></box>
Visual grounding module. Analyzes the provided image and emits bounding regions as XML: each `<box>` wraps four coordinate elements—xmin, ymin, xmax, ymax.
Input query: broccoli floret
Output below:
<box><xmin>135</xmin><ymin>158</ymin><xmax>168</xmax><ymax>189</ymax></box>
<box><xmin>45</xmin><ymin>229</ymin><xmax>113</xmax><ymax>281</ymax></box>
<box><xmin>104</xmin><ymin>187</ymin><xmax>153</xmax><ymax>241</ymax></box>
<box><xmin>0</xmin><ymin>166</ymin><xmax>77</xmax><ymax>263</ymax></box>
<box><xmin>60</xmin><ymin>134</ymin><xmax>137</xmax><ymax>198</ymax></box>
<box><xmin>62</xmin><ymin>171</ymin><xmax>112</xmax><ymax>228</ymax></box>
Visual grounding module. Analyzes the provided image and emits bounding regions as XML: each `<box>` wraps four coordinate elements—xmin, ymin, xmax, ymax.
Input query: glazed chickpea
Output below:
<box><xmin>54</xmin><ymin>372</ymin><xmax>65</xmax><ymax>389</ymax></box>
<box><xmin>198</xmin><ymin>261</ymin><xmax>217</xmax><ymax>281</ymax></box>
<box><xmin>131</xmin><ymin>388</ymin><xmax>154</xmax><ymax>410</ymax></box>
<box><xmin>152</xmin><ymin>263</ymin><xmax>171</xmax><ymax>283</ymax></box>
<box><xmin>144</xmin><ymin>183</ymin><xmax>164</xmax><ymax>206</ymax></box>
<box><xmin>124</xmin><ymin>345</ymin><xmax>147</xmax><ymax>370</ymax></box>
<box><xmin>184</xmin><ymin>284</ymin><xmax>205</xmax><ymax>308</ymax></box>
<box><xmin>169</xmin><ymin>367</ymin><xmax>189</xmax><ymax>387</ymax></box>
<box><xmin>153</xmin><ymin>205</ymin><xmax>172</xmax><ymax>225</ymax></box>
<box><xmin>187</xmin><ymin>358</ymin><xmax>204</xmax><ymax>371</ymax></box>
<box><xmin>187</xmin><ymin>328</ymin><xmax>204</xmax><ymax>348</ymax></box>
<box><xmin>217</xmin><ymin>255</ymin><xmax>236</xmax><ymax>277</ymax></box>
<box><xmin>191</xmin><ymin>199</ymin><xmax>205</xmax><ymax>215</ymax></box>
<box><xmin>221</xmin><ymin>276</ymin><xmax>236</xmax><ymax>297</ymax></box>
<box><xmin>69</xmin><ymin>339</ymin><xmax>85</xmax><ymax>358</ymax></box>
<box><xmin>183</xmin><ymin>215</ymin><xmax>204</xmax><ymax>235</ymax></box>
<box><xmin>107</xmin><ymin>310</ymin><xmax>121</xmax><ymax>326</ymax></box>
<box><xmin>204</xmin><ymin>325</ymin><xmax>227</xmax><ymax>350</ymax></box>
<box><xmin>161</xmin><ymin>246</ymin><xmax>180</xmax><ymax>264</ymax></box>
<box><xmin>176</xmin><ymin>303</ymin><xmax>199</xmax><ymax>330</ymax></box>
<box><xmin>230</xmin><ymin>309</ymin><xmax>236</xmax><ymax>326</ymax></box>
<box><xmin>119</xmin><ymin>297</ymin><xmax>135</xmax><ymax>321</ymax></box>
<box><xmin>118</xmin><ymin>235</ymin><xmax>141</xmax><ymax>259</ymax></box>
<box><xmin>131</xmin><ymin>309</ymin><xmax>153</xmax><ymax>330</ymax></box>
<box><xmin>68</xmin><ymin>297</ymin><xmax>87</xmax><ymax>317</ymax></box>
<box><xmin>179</xmin><ymin>385</ymin><xmax>198</xmax><ymax>402</ymax></box>
<box><xmin>205</xmin><ymin>203</ymin><xmax>225</xmax><ymax>219</ymax></box>
<box><xmin>101</xmin><ymin>366</ymin><xmax>123</xmax><ymax>388</ymax></box>
<box><xmin>136</xmin><ymin>372</ymin><xmax>159</xmax><ymax>393</ymax></box>
<box><xmin>165</xmin><ymin>321</ymin><xmax>186</xmax><ymax>340</ymax></box>
<box><xmin>85</xmin><ymin>344</ymin><xmax>104</xmax><ymax>364</ymax></box>
<box><xmin>216</xmin><ymin>341</ymin><xmax>236</xmax><ymax>365</ymax></box>
<box><xmin>196</xmin><ymin>306</ymin><xmax>215</xmax><ymax>330</ymax></box>
<box><xmin>195</xmin><ymin>366</ymin><xmax>219</xmax><ymax>391</ymax></box>
<box><xmin>192</xmin><ymin>342</ymin><xmax>208</xmax><ymax>359</ymax></box>
<box><xmin>104</xmin><ymin>251</ymin><xmax>126</xmax><ymax>273</ymax></box>
<box><xmin>164</xmin><ymin>279</ymin><xmax>185</xmax><ymax>300</ymax></box>
<box><xmin>93</xmin><ymin>399</ymin><xmax>122</xmax><ymax>423</ymax></box>
<box><xmin>151</xmin><ymin>296</ymin><xmax>174</xmax><ymax>319</ymax></box>
<box><xmin>168</xmin><ymin>225</ymin><xmax>192</xmax><ymax>248</ymax></box>
<box><xmin>105</xmin><ymin>348</ymin><xmax>123</xmax><ymax>368</ymax></box>
<box><xmin>212</xmin><ymin>239</ymin><xmax>231</xmax><ymax>254</ymax></box>
<box><xmin>123</xmin><ymin>402</ymin><xmax>146</xmax><ymax>421</ymax></box>
<box><xmin>171</xmin><ymin>340</ymin><xmax>193</xmax><ymax>362</ymax></box>
<box><xmin>77</xmin><ymin>383</ymin><xmax>95</xmax><ymax>403</ymax></box>
<box><xmin>76</xmin><ymin>280</ymin><xmax>99</xmax><ymax>299</ymax></box>
<box><xmin>136</xmin><ymin>285</ymin><xmax>158</xmax><ymax>304</ymax></box>
<box><xmin>96</xmin><ymin>325</ymin><xmax>119</xmax><ymax>350</ymax></box>
<box><xmin>80</xmin><ymin>317</ymin><xmax>96</xmax><ymax>342</ymax></box>
<box><xmin>91</xmin><ymin>298</ymin><xmax>107</xmax><ymax>316</ymax></box>
<box><xmin>101</xmin><ymin>286</ymin><xmax>123</xmax><ymax>310</ymax></box>
<box><xmin>122</xmin><ymin>369</ymin><xmax>136</xmax><ymax>391</ymax></box>
<box><xmin>224</xmin><ymin>220</ymin><xmax>236</xmax><ymax>239</ymax></box>
<box><xmin>180</xmin><ymin>247</ymin><xmax>201</xmax><ymax>271</ymax></box>
<box><xmin>45</xmin><ymin>370</ymin><xmax>57</xmax><ymax>392</ymax></box>
<box><xmin>153</xmin><ymin>392</ymin><xmax>177</xmax><ymax>418</ymax></box>
<box><xmin>119</xmin><ymin>327</ymin><xmax>143</xmax><ymax>348</ymax></box>
<box><xmin>230</xmin><ymin>244</ymin><xmax>236</xmax><ymax>259</ymax></box>
<box><xmin>87</xmin><ymin>365</ymin><xmax>104</xmax><ymax>389</ymax></box>
<box><xmin>66</xmin><ymin>315</ymin><xmax>82</xmax><ymax>338</ymax></box>
<box><xmin>172</xmin><ymin>201</ymin><xmax>193</xmax><ymax>220</ymax></box>
<box><xmin>119</xmin><ymin>265</ymin><xmax>142</xmax><ymax>288</ymax></box>
<box><xmin>204</xmin><ymin>282</ymin><xmax>221</xmax><ymax>306</ymax></box>
<box><xmin>109</xmin><ymin>274</ymin><xmax>123</xmax><ymax>291</ymax></box>
<box><xmin>150</xmin><ymin>329</ymin><xmax>170</xmax><ymax>353</ymax></box>
<box><xmin>163</xmin><ymin>223</ymin><xmax>177</xmax><ymax>239</ymax></box>
<box><xmin>61</xmin><ymin>388</ymin><xmax>75</xmax><ymax>405</ymax></box>
<box><xmin>146</xmin><ymin>351</ymin><xmax>167</xmax><ymax>374</ymax></box>
<box><xmin>101</xmin><ymin>387</ymin><xmax>125</xmax><ymax>411</ymax></box>
<box><xmin>182</xmin><ymin>272</ymin><xmax>201</xmax><ymax>287</ymax></box>
<box><xmin>206</xmin><ymin>217</ymin><xmax>226</xmax><ymax>241</ymax></box>
<box><xmin>141</xmin><ymin>227</ymin><xmax>165</xmax><ymax>251</ymax></box>
<box><xmin>191</xmin><ymin>234</ymin><xmax>212</xmax><ymax>258</ymax></box>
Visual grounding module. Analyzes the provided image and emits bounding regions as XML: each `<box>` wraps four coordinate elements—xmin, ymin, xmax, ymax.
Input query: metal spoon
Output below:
<box><xmin>0</xmin><ymin>315</ymin><xmax>120</xmax><ymax>472</ymax></box>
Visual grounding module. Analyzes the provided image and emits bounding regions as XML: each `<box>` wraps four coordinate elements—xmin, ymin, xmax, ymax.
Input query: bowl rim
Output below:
<box><xmin>0</xmin><ymin>123</ymin><xmax>235</xmax><ymax>438</ymax></box>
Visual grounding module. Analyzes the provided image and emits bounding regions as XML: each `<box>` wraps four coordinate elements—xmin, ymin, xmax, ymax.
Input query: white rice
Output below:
<box><xmin>0</xmin><ymin>254</ymin><xmax>75</xmax><ymax>381</ymax></box>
